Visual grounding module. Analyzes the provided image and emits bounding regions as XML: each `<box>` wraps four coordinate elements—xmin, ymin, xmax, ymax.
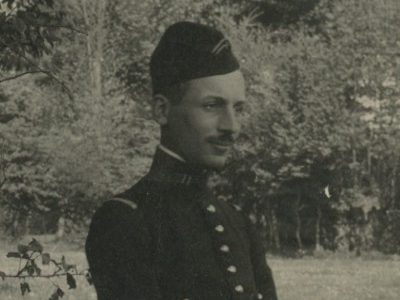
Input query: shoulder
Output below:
<box><xmin>88</xmin><ymin>178</ymin><xmax>158</xmax><ymax>232</ymax></box>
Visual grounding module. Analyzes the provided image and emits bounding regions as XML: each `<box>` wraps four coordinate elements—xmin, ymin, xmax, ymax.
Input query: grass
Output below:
<box><xmin>1</xmin><ymin>241</ymin><xmax>400</xmax><ymax>300</ymax></box>
<box><xmin>269</xmin><ymin>256</ymin><xmax>400</xmax><ymax>300</ymax></box>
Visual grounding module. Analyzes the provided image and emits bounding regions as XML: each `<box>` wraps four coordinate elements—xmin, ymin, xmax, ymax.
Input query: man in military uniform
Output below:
<box><xmin>85</xmin><ymin>21</ymin><xmax>278</xmax><ymax>300</ymax></box>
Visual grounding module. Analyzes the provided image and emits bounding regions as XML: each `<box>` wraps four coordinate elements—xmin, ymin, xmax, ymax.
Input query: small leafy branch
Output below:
<box><xmin>0</xmin><ymin>238</ymin><xmax>92</xmax><ymax>299</ymax></box>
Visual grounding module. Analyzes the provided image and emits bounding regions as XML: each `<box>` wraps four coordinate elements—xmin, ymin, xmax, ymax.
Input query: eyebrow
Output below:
<box><xmin>204</xmin><ymin>95</ymin><xmax>245</xmax><ymax>104</ymax></box>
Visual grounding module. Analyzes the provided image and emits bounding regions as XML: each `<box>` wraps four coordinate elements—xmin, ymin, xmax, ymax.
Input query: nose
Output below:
<box><xmin>218</xmin><ymin>106</ymin><xmax>240</xmax><ymax>135</ymax></box>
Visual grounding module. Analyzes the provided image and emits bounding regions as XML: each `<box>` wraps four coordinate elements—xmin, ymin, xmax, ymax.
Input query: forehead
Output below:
<box><xmin>183</xmin><ymin>70</ymin><xmax>245</xmax><ymax>102</ymax></box>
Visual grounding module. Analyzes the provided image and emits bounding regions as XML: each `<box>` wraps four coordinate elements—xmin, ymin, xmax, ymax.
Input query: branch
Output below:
<box><xmin>39</xmin><ymin>24</ymin><xmax>88</xmax><ymax>35</ymax></box>
<box><xmin>0</xmin><ymin>41</ymin><xmax>74</xmax><ymax>100</ymax></box>
<box><xmin>4</xmin><ymin>272</ymin><xmax>86</xmax><ymax>279</ymax></box>
<box><xmin>0</xmin><ymin>143</ymin><xmax>7</xmax><ymax>189</ymax></box>
<box><xmin>0</xmin><ymin>71</ymin><xmax>44</xmax><ymax>83</ymax></box>
<box><xmin>33</xmin><ymin>67</ymin><xmax>74</xmax><ymax>101</ymax></box>
<box><xmin>15</xmin><ymin>52</ymin><xmax>73</xmax><ymax>100</ymax></box>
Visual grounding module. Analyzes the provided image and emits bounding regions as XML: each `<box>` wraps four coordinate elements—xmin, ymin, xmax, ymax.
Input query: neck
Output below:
<box><xmin>147</xmin><ymin>147</ymin><xmax>209</xmax><ymax>188</ymax></box>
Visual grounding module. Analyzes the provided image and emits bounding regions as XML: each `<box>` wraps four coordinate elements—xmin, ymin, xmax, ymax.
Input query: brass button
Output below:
<box><xmin>206</xmin><ymin>204</ymin><xmax>216</xmax><ymax>213</ymax></box>
<box><xmin>215</xmin><ymin>225</ymin><xmax>224</xmax><ymax>233</ymax></box>
<box><xmin>234</xmin><ymin>285</ymin><xmax>244</xmax><ymax>293</ymax></box>
<box><xmin>220</xmin><ymin>245</ymin><xmax>230</xmax><ymax>252</ymax></box>
<box><xmin>227</xmin><ymin>265</ymin><xmax>237</xmax><ymax>273</ymax></box>
<box><xmin>233</xmin><ymin>204</ymin><xmax>242</xmax><ymax>211</ymax></box>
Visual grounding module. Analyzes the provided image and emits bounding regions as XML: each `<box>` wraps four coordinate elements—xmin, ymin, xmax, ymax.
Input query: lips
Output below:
<box><xmin>208</xmin><ymin>139</ymin><xmax>234</xmax><ymax>154</ymax></box>
<box><xmin>207</xmin><ymin>135</ymin><xmax>235</xmax><ymax>146</ymax></box>
<box><xmin>209</xmin><ymin>141</ymin><xmax>233</xmax><ymax>147</ymax></box>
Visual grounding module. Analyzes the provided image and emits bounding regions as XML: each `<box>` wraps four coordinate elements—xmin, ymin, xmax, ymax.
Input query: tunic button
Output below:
<box><xmin>257</xmin><ymin>293</ymin><xmax>263</xmax><ymax>299</ymax></box>
<box><xmin>227</xmin><ymin>265</ymin><xmax>237</xmax><ymax>273</ymax></box>
<box><xmin>220</xmin><ymin>245</ymin><xmax>230</xmax><ymax>252</ymax></box>
<box><xmin>206</xmin><ymin>204</ymin><xmax>216</xmax><ymax>213</ymax></box>
<box><xmin>234</xmin><ymin>285</ymin><xmax>244</xmax><ymax>293</ymax></box>
<box><xmin>215</xmin><ymin>225</ymin><xmax>224</xmax><ymax>232</ymax></box>
<box><xmin>233</xmin><ymin>204</ymin><xmax>242</xmax><ymax>211</ymax></box>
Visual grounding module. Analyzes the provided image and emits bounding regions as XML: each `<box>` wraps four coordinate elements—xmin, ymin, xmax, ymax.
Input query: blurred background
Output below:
<box><xmin>1</xmin><ymin>0</ymin><xmax>400</xmax><ymax>258</ymax></box>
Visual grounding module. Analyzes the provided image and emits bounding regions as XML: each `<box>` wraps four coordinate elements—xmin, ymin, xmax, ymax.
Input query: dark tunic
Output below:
<box><xmin>85</xmin><ymin>149</ymin><xmax>277</xmax><ymax>300</ymax></box>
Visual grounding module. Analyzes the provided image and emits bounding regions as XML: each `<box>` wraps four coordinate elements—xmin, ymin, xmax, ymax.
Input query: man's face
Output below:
<box><xmin>165</xmin><ymin>70</ymin><xmax>246</xmax><ymax>170</ymax></box>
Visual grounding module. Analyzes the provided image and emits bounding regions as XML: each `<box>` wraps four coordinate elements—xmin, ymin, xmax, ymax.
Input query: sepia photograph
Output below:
<box><xmin>1</xmin><ymin>0</ymin><xmax>400</xmax><ymax>299</ymax></box>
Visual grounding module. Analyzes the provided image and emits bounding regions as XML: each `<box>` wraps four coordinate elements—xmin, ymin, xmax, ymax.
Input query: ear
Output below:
<box><xmin>152</xmin><ymin>94</ymin><xmax>171</xmax><ymax>126</ymax></box>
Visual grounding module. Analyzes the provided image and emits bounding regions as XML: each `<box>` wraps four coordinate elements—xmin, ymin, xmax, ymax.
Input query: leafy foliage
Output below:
<box><xmin>0</xmin><ymin>0</ymin><xmax>64</xmax><ymax>75</ymax></box>
<box><xmin>1</xmin><ymin>0</ymin><xmax>400</xmax><ymax>255</ymax></box>
<box><xmin>0</xmin><ymin>239</ymin><xmax>90</xmax><ymax>298</ymax></box>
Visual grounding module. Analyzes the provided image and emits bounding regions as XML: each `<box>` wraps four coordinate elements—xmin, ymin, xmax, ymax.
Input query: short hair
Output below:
<box><xmin>156</xmin><ymin>81</ymin><xmax>190</xmax><ymax>105</ymax></box>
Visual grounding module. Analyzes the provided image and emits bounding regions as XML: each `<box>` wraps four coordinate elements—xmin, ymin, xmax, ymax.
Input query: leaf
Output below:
<box><xmin>6</xmin><ymin>252</ymin><xmax>21</xmax><ymax>258</ymax></box>
<box><xmin>42</xmin><ymin>253</ymin><xmax>51</xmax><ymax>265</ymax></box>
<box><xmin>61</xmin><ymin>255</ymin><xmax>66</xmax><ymax>269</ymax></box>
<box><xmin>27</xmin><ymin>264</ymin><xmax>35</xmax><ymax>276</ymax></box>
<box><xmin>0</xmin><ymin>270</ymin><xmax>5</xmax><ymax>280</ymax></box>
<box><xmin>49</xmin><ymin>293</ymin><xmax>59</xmax><ymax>300</ymax></box>
<box><xmin>20</xmin><ymin>282</ymin><xmax>31</xmax><ymax>296</ymax></box>
<box><xmin>48</xmin><ymin>287</ymin><xmax>65</xmax><ymax>300</ymax></box>
<box><xmin>56</xmin><ymin>287</ymin><xmax>64</xmax><ymax>297</ymax></box>
<box><xmin>66</xmin><ymin>272</ymin><xmax>76</xmax><ymax>289</ymax></box>
<box><xmin>32</xmin><ymin>260</ymin><xmax>41</xmax><ymax>276</ymax></box>
<box><xmin>17</xmin><ymin>244</ymin><xmax>29</xmax><ymax>254</ymax></box>
<box><xmin>61</xmin><ymin>256</ymin><xmax>75</xmax><ymax>271</ymax></box>
<box><xmin>29</xmin><ymin>238</ymin><xmax>43</xmax><ymax>253</ymax></box>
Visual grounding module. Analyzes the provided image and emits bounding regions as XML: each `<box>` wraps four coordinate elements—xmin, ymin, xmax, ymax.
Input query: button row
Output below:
<box><xmin>204</xmin><ymin>202</ymin><xmax>246</xmax><ymax>296</ymax></box>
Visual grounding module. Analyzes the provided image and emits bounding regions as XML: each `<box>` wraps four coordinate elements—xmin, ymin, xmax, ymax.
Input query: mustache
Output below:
<box><xmin>206</xmin><ymin>134</ymin><xmax>235</xmax><ymax>145</ymax></box>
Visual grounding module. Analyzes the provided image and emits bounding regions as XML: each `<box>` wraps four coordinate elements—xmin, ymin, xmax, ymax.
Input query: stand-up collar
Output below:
<box><xmin>146</xmin><ymin>147</ymin><xmax>209</xmax><ymax>188</ymax></box>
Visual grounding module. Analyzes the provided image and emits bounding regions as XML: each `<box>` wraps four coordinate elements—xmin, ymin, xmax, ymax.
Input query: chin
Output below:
<box><xmin>202</xmin><ymin>156</ymin><xmax>227</xmax><ymax>171</ymax></box>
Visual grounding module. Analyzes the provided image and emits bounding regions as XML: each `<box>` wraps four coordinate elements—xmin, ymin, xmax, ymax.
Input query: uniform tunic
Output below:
<box><xmin>85</xmin><ymin>148</ymin><xmax>277</xmax><ymax>300</ymax></box>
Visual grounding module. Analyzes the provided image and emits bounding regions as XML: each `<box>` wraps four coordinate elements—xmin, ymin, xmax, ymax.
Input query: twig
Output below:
<box><xmin>15</xmin><ymin>52</ymin><xmax>73</xmax><ymax>100</ymax></box>
<box><xmin>4</xmin><ymin>272</ymin><xmax>86</xmax><ymax>279</ymax></box>
<box><xmin>0</xmin><ymin>40</ymin><xmax>74</xmax><ymax>100</ymax></box>
<box><xmin>0</xmin><ymin>71</ymin><xmax>43</xmax><ymax>83</ymax></box>
<box><xmin>37</xmin><ymin>24</ymin><xmax>88</xmax><ymax>35</ymax></box>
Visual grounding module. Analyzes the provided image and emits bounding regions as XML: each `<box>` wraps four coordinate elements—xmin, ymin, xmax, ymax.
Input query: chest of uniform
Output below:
<box><xmin>153</xmin><ymin>192</ymin><xmax>258</xmax><ymax>299</ymax></box>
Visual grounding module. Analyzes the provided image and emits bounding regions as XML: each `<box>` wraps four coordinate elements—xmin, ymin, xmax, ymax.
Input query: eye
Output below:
<box><xmin>203</xmin><ymin>101</ymin><xmax>220</xmax><ymax>111</ymax></box>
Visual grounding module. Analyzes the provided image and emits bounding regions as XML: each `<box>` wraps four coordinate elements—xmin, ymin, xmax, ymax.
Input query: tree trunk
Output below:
<box><xmin>56</xmin><ymin>216</ymin><xmax>65</xmax><ymax>240</ymax></box>
<box><xmin>294</xmin><ymin>188</ymin><xmax>303</xmax><ymax>251</ymax></box>
<box><xmin>80</xmin><ymin>0</ymin><xmax>107</xmax><ymax>116</ymax></box>
<box><xmin>266</xmin><ymin>198</ymin><xmax>280</xmax><ymax>251</ymax></box>
<box><xmin>367</xmin><ymin>145</ymin><xmax>371</xmax><ymax>176</ymax></box>
<box><xmin>315</xmin><ymin>204</ymin><xmax>322</xmax><ymax>251</ymax></box>
<box><xmin>271</xmin><ymin>208</ymin><xmax>280</xmax><ymax>250</ymax></box>
<box><xmin>390</xmin><ymin>156</ymin><xmax>399</xmax><ymax>208</ymax></box>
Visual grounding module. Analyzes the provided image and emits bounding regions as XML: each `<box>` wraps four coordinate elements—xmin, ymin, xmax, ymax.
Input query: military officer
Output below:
<box><xmin>85</xmin><ymin>21</ymin><xmax>278</xmax><ymax>300</ymax></box>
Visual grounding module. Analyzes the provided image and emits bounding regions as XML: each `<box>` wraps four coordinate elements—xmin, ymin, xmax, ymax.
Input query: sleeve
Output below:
<box><xmin>247</xmin><ymin>219</ymin><xmax>278</xmax><ymax>300</ymax></box>
<box><xmin>85</xmin><ymin>201</ymin><xmax>161</xmax><ymax>300</ymax></box>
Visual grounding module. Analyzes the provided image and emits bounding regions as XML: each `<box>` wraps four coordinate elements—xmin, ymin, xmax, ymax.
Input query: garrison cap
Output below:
<box><xmin>150</xmin><ymin>21</ymin><xmax>240</xmax><ymax>94</ymax></box>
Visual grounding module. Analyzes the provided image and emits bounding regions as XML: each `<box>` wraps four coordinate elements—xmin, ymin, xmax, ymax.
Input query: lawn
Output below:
<box><xmin>1</xmin><ymin>243</ymin><xmax>399</xmax><ymax>300</ymax></box>
<box><xmin>269</xmin><ymin>256</ymin><xmax>400</xmax><ymax>300</ymax></box>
